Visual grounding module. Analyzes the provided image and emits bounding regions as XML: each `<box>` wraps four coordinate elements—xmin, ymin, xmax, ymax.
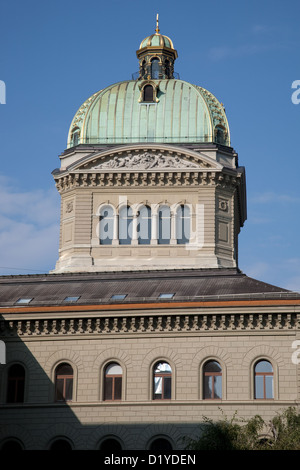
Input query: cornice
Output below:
<box><xmin>1</xmin><ymin>311</ymin><xmax>300</xmax><ymax>338</ymax></box>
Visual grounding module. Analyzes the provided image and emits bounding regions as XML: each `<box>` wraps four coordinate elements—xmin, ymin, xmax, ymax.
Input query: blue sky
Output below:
<box><xmin>0</xmin><ymin>0</ymin><xmax>299</xmax><ymax>291</ymax></box>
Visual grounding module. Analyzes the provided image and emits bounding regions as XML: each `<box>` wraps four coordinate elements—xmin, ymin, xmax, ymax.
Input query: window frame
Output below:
<box><xmin>203</xmin><ymin>360</ymin><xmax>222</xmax><ymax>400</ymax></box>
<box><xmin>176</xmin><ymin>204</ymin><xmax>190</xmax><ymax>244</ymax></box>
<box><xmin>6</xmin><ymin>363</ymin><xmax>26</xmax><ymax>404</ymax></box>
<box><xmin>153</xmin><ymin>361</ymin><xmax>172</xmax><ymax>400</ymax></box>
<box><xmin>103</xmin><ymin>362</ymin><xmax>123</xmax><ymax>401</ymax></box>
<box><xmin>254</xmin><ymin>359</ymin><xmax>274</xmax><ymax>400</ymax></box>
<box><xmin>54</xmin><ymin>362</ymin><xmax>74</xmax><ymax>403</ymax></box>
<box><xmin>137</xmin><ymin>205</ymin><xmax>151</xmax><ymax>245</ymax></box>
<box><xmin>158</xmin><ymin>205</ymin><xmax>171</xmax><ymax>245</ymax></box>
<box><xmin>99</xmin><ymin>204</ymin><xmax>115</xmax><ymax>245</ymax></box>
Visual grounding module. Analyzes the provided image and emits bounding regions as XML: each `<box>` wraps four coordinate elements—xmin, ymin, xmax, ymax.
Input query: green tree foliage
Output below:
<box><xmin>184</xmin><ymin>407</ymin><xmax>300</xmax><ymax>450</ymax></box>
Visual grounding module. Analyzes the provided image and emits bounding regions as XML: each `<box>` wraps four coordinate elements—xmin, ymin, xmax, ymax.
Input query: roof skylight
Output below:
<box><xmin>63</xmin><ymin>296</ymin><xmax>80</xmax><ymax>302</ymax></box>
<box><xmin>15</xmin><ymin>298</ymin><xmax>33</xmax><ymax>304</ymax></box>
<box><xmin>110</xmin><ymin>294</ymin><xmax>127</xmax><ymax>300</ymax></box>
<box><xmin>158</xmin><ymin>293</ymin><xmax>175</xmax><ymax>299</ymax></box>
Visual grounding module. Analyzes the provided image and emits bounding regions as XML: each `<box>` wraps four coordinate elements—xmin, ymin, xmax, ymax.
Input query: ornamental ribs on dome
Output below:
<box><xmin>67</xmin><ymin>23</ymin><xmax>230</xmax><ymax>149</ymax></box>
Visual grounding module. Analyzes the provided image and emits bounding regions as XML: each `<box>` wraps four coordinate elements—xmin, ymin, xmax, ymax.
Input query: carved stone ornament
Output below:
<box><xmin>218</xmin><ymin>199</ymin><xmax>228</xmax><ymax>211</ymax></box>
<box><xmin>92</xmin><ymin>152</ymin><xmax>200</xmax><ymax>170</ymax></box>
<box><xmin>65</xmin><ymin>201</ymin><xmax>74</xmax><ymax>213</ymax></box>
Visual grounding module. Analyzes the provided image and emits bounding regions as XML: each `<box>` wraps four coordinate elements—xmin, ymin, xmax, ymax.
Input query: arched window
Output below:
<box><xmin>176</xmin><ymin>205</ymin><xmax>190</xmax><ymax>244</ymax></box>
<box><xmin>143</xmin><ymin>85</ymin><xmax>154</xmax><ymax>102</ymax></box>
<box><xmin>100</xmin><ymin>205</ymin><xmax>114</xmax><ymax>245</ymax></box>
<box><xmin>55</xmin><ymin>363</ymin><xmax>73</xmax><ymax>402</ymax></box>
<box><xmin>99</xmin><ymin>438</ymin><xmax>123</xmax><ymax>451</ymax></box>
<box><xmin>71</xmin><ymin>127</ymin><xmax>80</xmax><ymax>146</ymax></box>
<box><xmin>1</xmin><ymin>439</ymin><xmax>24</xmax><ymax>451</ymax></box>
<box><xmin>119</xmin><ymin>206</ymin><xmax>133</xmax><ymax>245</ymax></box>
<box><xmin>254</xmin><ymin>360</ymin><xmax>274</xmax><ymax>399</ymax></box>
<box><xmin>7</xmin><ymin>364</ymin><xmax>25</xmax><ymax>403</ymax></box>
<box><xmin>104</xmin><ymin>363</ymin><xmax>122</xmax><ymax>401</ymax></box>
<box><xmin>151</xmin><ymin>58</ymin><xmax>159</xmax><ymax>79</ymax></box>
<box><xmin>203</xmin><ymin>361</ymin><xmax>222</xmax><ymax>399</ymax></box>
<box><xmin>158</xmin><ymin>205</ymin><xmax>171</xmax><ymax>244</ymax></box>
<box><xmin>153</xmin><ymin>362</ymin><xmax>172</xmax><ymax>400</ymax></box>
<box><xmin>137</xmin><ymin>205</ymin><xmax>151</xmax><ymax>244</ymax></box>
<box><xmin>50</xmin><ymin>439</ymin><xmax>72</xmax><ymax>451</ymax></box>
<box><xmin>149</xmin><ymin>438</ymin><xmax>173</xmax><ymax>451</ymax></box>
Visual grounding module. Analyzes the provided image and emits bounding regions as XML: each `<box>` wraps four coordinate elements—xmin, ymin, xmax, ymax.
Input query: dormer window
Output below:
<box><xmin>71</xmin><ymin>127</ymin><xmax>80</xmax><ymax>146</ymax></box>
<box><xmin>144</xmin><ymin>85</ymin><xmax>154</xmax><ymax>102</ymax></box>
<box><xmin>139</xmin><ymin>81</ymin><xmax>159</xmax><ymax>104</ymax></box>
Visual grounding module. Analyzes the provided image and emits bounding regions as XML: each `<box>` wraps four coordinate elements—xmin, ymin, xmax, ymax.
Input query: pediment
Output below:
<box><xmin>68</xmin><ymin>144</ymin><xmax>224</xmax><ymax>172</ymax></box>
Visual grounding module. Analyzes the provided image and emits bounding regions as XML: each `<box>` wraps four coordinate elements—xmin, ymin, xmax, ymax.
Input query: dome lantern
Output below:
<box><xmin>136</xmin><ymin>14</ymin><xmax>178</xmax><ymax>80</ymax></box>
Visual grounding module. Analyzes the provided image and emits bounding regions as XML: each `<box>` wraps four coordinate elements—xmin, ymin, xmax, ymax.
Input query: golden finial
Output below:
<box><xmin>155</xmin><ymin>13</ymin><xmax>160</xmax><ymax>33</ymax></box>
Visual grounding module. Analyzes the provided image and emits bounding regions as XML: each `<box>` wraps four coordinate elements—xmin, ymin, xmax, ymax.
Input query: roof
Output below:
<box><xmin>67</xmin><ymin>79</ymin><xmax>230</xmax><ymax>149</ymax></box>
<box><xmin>139</xmin><ymin>33</ymin><xmax>174</xmax><ymax>50</ymax></box>
<box><xmin>0</xmin><ymin>268</ymin><xmax>298</xmax><ymax>310</ymax></box>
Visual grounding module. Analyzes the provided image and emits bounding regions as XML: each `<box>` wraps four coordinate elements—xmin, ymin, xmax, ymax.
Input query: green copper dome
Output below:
<box><xmin>139</xmin><ymin>33</ymin><xmax>174</xmax><ymax>50</ymax></box>
<box><xmin>67</xmin><ymin>79</ymin><xmax>230</xmax><ymax>148</ymax></box>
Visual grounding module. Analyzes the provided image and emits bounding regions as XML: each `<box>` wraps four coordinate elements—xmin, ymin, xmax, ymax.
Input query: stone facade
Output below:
<box><xmin>0</xmin><ymin>24</ymin><xmax>299</xmax><ymax>451</ymax></box>
<box><xmin>0</xmin><ymin>296</ymin><xmax>300</xmax><ymax>449</ymax></box>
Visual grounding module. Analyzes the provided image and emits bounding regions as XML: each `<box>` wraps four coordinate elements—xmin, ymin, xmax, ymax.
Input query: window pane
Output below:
<box><xmin>106</xmin><ymin>363</ymin><xmax>122</xmax><ymax>375</ymax></box>
<box><xmin>255</xmin><ymin>360</ymin><xmax>273</xmax><ymax>373</ymax></box>
<box><xmin>114</xmin><ymin>377</ymin><xmax>122</xmax><ymax>400</ymax></box>
<box><xmin>204</xmin><ymin>361</ymin><xmax>222</xmax><ymax>373</ymax></box>
<box><xmin>65</xmin><ymin>378</ymin><xmax>73</xmax><ymax>401</ymax></box>
<box><xmin>16</xmin><ymin>379</ymin><xmax>25</xmax><ymax>403</ymax></box>
<box><xmin>55</xmin><ymin>378</ymin><xmax>64</xmax><ymax>401</ymax></box>
<box><xmin>151</xmin><ymin>59</ymin><xmax>159</xmax><ymax>79</ymax></box>
<box><xmin>119</xmin><ymin>206</ymin><xmax>132</xmax><ymax>245</ymax></box>
<box><xmin>154</xmin><ymin>376</ymin><xmax>162</xmax><ymax>398</ymax></box>
<box><xmin>176</xmin><ymin>205</ymin><xmax>190</xmax><ymax>244</ymax></box>
<box><xmin>163</xmin><ymin>377</ymin><xmax>171</xmax><ymax>399</ymax></box>
<box><xmin>214</xmin><ymin>376</ymin><xmax>222</xmax><ymax>399</ymax></box>
<box><xmin>100</xmin><ymin>206</ymin><xmax>114</xmax><ymax>245</ymax></box>
<box><xmin>155</xmin><ymin>362</ymin><xmax>172</xmax><ymax>374</ymax></box>
<box><xmin>56</xmin><ymin>363</ymin><xmax>73</xmax><ymax>376</ymax></box>
<box><xmin>255</xmin><ymin>376</ymin><xmax>264</xmax><ymax>399</ymax></box>
<box><xmin>265</xmin><ymin>376</ymin><xmax>274</xmax><ymax>399</ymax></box>
<box><xmin>105</xmin><ymin>377</ymin><xmax>113</xmax><ymax>400</ymax></box>
<box><xmin>144</xmin><ymin>85</ymin><xmax>154</xmax><ymax>102</ymax></box>
<box><xmin>158</xmin><ymin>206</ymin><xmax>170</xmax><ymax>244</ymax></box>
<box><xmin>7</xmin><ymin>380</ymin><xmax>17</xmax><ymax>403</ymax></box>
<box><xmin>204</xmin><ymin>376</ymin><xmax>212</xmax><ymax>399</ymax></box>
<box><xmin>137</xmin><ymin>206</ymin><xmax>151</xmax><ymax>244</ymax></box>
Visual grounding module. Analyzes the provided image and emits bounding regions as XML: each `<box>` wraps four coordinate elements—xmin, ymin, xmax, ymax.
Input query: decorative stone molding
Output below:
<box><xmin>54</xmin><ymin>170</ymin><xmax>240</xmax><ymax>193</ymax></box>
<box><xmin>1</xmin><ymin>313</ymin><xmax>300</xmax><ymax>338</ymax></box>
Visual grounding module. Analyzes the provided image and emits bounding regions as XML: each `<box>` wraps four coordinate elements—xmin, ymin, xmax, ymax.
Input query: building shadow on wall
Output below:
<box><xmin>0</xmin><ymin>324</ymin><xmax>194</xmax><ymax>451</ymax></box>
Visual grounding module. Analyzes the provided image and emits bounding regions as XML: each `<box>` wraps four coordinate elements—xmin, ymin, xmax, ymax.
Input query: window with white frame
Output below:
<box><xmin>100</xmin><ymin>205</ymin><xmax>114</xmax><ymax>245</ymax></box>
<box><xmin>99</xmin><ymin>203</ymin><xmax>191</xmax><ymax>246</ymax></box>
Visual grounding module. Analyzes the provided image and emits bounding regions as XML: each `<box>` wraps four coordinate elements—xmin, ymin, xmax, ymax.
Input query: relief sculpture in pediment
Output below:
<box><xmin>92</xmin><ymin>152</ymin><xmax>201</xmax><ymax>170</ymax></box>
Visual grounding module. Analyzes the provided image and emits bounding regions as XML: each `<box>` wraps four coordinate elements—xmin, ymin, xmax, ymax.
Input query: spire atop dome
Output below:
<box><xmin>155</xmin><ymin>13</ymin><xmax>160</xmax><ymax>34</ymax></box>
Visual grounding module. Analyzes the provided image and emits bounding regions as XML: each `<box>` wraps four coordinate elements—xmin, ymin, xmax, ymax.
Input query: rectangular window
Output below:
<box><xmin>104</xmin><ymin>377</ymin><xmax>113</xmax><ymax>400</ymax></box>
<box><xmin>114</xmin><ymin>377</ymin><xmax>122</xmax><ymax>400</ymax></box>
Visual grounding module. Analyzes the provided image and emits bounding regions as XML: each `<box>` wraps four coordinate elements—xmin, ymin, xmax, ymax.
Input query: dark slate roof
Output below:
<box><xmin>0</xmin><ymin>268</ymin><xmax>298</xmax><ymax>308</ymax></box>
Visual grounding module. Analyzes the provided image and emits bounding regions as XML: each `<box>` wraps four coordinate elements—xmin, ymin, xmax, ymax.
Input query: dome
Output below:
<box><xmin>139</xmin><ymin>33</ymin><xmax>174</xmax><ymax>50</ymax></box>
<box><xmin>67</xmin><ymin>79</ymin><xmax>230</xmax><ymax>148</ymax></box>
